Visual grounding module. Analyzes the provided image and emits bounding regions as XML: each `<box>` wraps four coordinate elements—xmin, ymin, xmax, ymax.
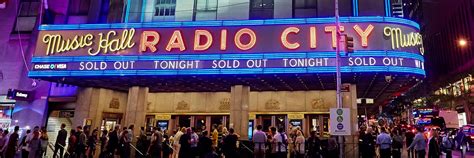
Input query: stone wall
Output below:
<box><xmin>146</xmin><ymin>90</ymin><xmax>337</xmax><ymax>114</ymax></box>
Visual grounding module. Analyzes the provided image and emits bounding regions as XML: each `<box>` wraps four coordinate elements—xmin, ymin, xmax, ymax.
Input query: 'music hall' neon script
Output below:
<box><xmin>36</xmin><ymin>21</ymin><xmax>423</xmax><ymax>57</ymax></box>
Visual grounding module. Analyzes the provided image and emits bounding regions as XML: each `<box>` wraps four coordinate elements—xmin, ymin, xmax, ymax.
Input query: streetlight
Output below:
<box><xmin>459</xmin><ymin>39</ymin><xmax>468</xmax><ymax>47</ymax></box>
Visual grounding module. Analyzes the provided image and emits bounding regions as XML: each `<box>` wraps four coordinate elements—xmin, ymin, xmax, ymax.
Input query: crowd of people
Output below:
<box><xmin>0</xmin><ymin>122</ymin><xmax>464</xmax><ymax>158</ymax></box>
<box><xmin>358</xmin><ymin>125</ymin><xmax>457</xmax><ymax>158</ymax></box>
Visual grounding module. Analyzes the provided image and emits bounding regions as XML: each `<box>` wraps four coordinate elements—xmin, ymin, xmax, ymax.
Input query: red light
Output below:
<box><xmin>407</xmin><ymin>125</ymin><xmax>411</xmax><ymax>128</ymax></box>
<box><xmin>470</xmin><ymin>136</ymin><xmax>474</xmax><ymax>139</ymax></box>
<box><xmin>412</xmin><ymin>129</ymin><xmax>415</xmax><ymax>133</ymax></box>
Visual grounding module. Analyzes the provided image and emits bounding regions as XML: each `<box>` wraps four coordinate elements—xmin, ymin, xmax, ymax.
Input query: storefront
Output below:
<box><xmin>29</xmin><ymin>17</ymin><xmax>425</xmax><ymax>140</ymax></box>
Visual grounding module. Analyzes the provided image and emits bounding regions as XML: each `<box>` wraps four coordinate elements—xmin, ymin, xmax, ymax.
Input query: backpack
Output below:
<box><xmin>442</xmin><ymin>136</ymin><xmax>453</xmax><ymax>150</ymax></box>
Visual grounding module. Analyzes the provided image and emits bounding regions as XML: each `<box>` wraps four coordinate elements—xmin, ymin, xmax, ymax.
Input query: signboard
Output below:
<box><xmin>29</xmin><ymin>17</ymin><xmax>425</xmax><ymax>77</ymax></box>
<box><xmin>7</xmin><ymin>89</ymin><xmax>33</xmax><ymax>101</ymax></box>
<box><xmin>330</xmin><ymin>108</ymin><xmax>351</xmax><ymax>135</ymax></box>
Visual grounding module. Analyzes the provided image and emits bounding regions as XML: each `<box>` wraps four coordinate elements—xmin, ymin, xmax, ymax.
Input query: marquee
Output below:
<box><xmin>29</xmin><ymin>17</ymin><xmax>425</xmax><ymax>77</ymax></box>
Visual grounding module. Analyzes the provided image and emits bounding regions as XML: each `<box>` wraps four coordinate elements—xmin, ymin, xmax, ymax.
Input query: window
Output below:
<box><xmin>68</xmin><ymin>0</ymin><xmax>91</xmax><ymax>15</ymax></box>
<box><xmin>293</xmin><ymin>0</ymin><xmax>317</xmax><ymax>18</ymax></box>
<box><xmin>194</xmin><ymin>0</ymin><xmax>218</xmax><ymax>20</ymax></box>
<box><xmin>358</xmin><ymin>0</ymin><xmax>385</xmax><ymax>16</ymax></box>
<box><xmin>249</xmin><ymin>0</ymin><xmax>274</xmax><ymax>20</ymax></box>
<box><xmin>155</xmin><ymin>0</ymin><xmax>176</xmax><ymax>16</ymax></box>
<box><xmin>317</xmin><ymin>0</ymin><xmax>352</xmax><ymax>17</ymax></box>
<box><xmin>12</xmin><ymin>0</ymin><xmax>39</xmax><ymax>33</ymax></box>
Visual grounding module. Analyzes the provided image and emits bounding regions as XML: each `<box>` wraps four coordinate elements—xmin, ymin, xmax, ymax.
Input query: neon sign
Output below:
<box><xmin>31</xmin><ymin>17</ymin><xmax>425</xmax><ymax>77</ymax></box>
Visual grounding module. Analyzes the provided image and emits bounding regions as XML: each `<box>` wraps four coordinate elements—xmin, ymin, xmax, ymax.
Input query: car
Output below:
<box><xmin>458</xmin><ymin>124</ymin><xmax>474</xmax><ymax>151</ymax></box>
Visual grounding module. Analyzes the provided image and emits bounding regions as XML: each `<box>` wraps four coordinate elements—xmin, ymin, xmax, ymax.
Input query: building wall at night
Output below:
<box><xmin>421</xmin><ymin>0</ymin><xmax>474</xmax><ymax>122</ymax></box>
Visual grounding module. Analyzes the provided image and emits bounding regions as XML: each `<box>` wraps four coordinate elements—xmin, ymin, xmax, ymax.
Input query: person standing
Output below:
<box><xmin>99</xmin><ymin>129</ymin><xmax>108</xmax><ymax>156</ymax></box>
<box><xmin>272</xmin><ymin>128</ymin><xmax>288</xmax><ymax>158</ymax></box>
<box><xmin>197</xmin><ymin>130</ymin><xmax>213</xmax><ymax>158</ymax></box>
<box><xmin>107</xmin><ymin>125</ymin><xmax>120</xmax><ymax>157</ymax></box>
<box><xmin>442</xmin><ymin>130</ymin><xmax>454</xmax><ymax>158</ymax></box>
<box><xmin>75</xmin><ymin>126</ymin><xmax>88</xmax><ymax>158</ymax></box>
<box><xmin>294</xmin><ymin>130</ymin><xmax>305</xmax><ymax>158</ymax></box>
<box><xmin>148</xmin><ymin>127</ymin><xmax>163</xmax><ymax>158</ymax></box>
<box><xmin>66</xmin><ymin>129</ymin><xmax>77</xmax><ymax>157</ymax></box>
<box><xmin>428</xmin><ymin>130</ymin><xmax>440</xmax><ymax>158</ymax></box>
<box><xmin>222</xmin><ymin>128</ymin><xmax>239</xmax><ymax>158</ymax></box>
<box><xmin>178</xmin><ymin>128</ymin><xmax>191</xmax><ymax>158</ymax></box>
<box><xmin>136</xmin><ymin>127</ymin><xmax>148</xmax><ymax>158</ymax></box>
<box><xmin>408</xmin><ymin>127</ymin><xmax>427</xmax><ymax>158</ymax></box>
<box><xmin>173</xmin><ymin>127</ymin><xmax>185</xmax><ymax>158</ymax></box>
<box><xmin>190</xmin><ymin>127</ymin><xmax>199</xmax><ymax>157</ymax></box>
<box><xmin>252</xmin><ymin>125</ymin><xmax>267</xmax><ymax>158</ymax></box>
<box><xmin>405</xmin><ymin>128</ymin><xmax>415</xmax><ymax>158</ymax></box>
<box><xmin>87</xmin><ymin>129</ymin><xmax>99</xmax><ymax>158</ymax></box>
<box><xmin>28</xmin><ymin>130</ymin><xmax>41</xmax><ymax>158</ymax></box>
<box><xmin>39</xmin><ymin>128</ymin><xmax>48</xmax><ymax>157</ymax></box>
<box><xmin>119</xmin><ymin>129</ymin><xmax>131</xmax><ymax>158</ymax></box>
<box><xmin>54</xmin><ymin>124</ymin><xmax>68</xmax><ymax>158</ymax></box>
<box><xmin>20</xmin><ymin>130</ymin><xmax>31</xmax><ymax>158</ymax></box>
<box><xmin>5</xmin><ymin>126</ymin><xmax>19</xmax><ymax>158</ymax></box>
<box><xmin>327</xmin><ymin>136</ymin><xmax>339</xmax><ymax>158</ymax></box>
<box><xmin>391</xmin><ymin>129</ymin><xmax>403</xmax><ymax>158</ymax></box>
<box><xmin>0</xmin><ymin>129</ymin><xmax>7</xmax><ymax>157</ymax></box>
<box><xmin>376</xmin><ymin>127</ymin><xmax>392</xmax><ymax>158</ymax></box>
<box><xmin>305</xmin><ymin>131</ymin><xmax>321</xmax><ymax>158</ymax></box>
<box><xmin>163</xmin><ymin>130</ymin><xmax>172</xmax><ymax>158</ymax></box>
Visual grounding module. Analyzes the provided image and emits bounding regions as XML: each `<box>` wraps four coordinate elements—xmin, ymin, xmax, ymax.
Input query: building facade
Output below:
<box><xmin>422</xmin><ymin>0</ymin><xmax>474</xmax><ymax>123</ymax></box>
<box><xmin>0</xmin><ymin>0</ymin><xmax>424</xmax><ymax>156</ymax></box>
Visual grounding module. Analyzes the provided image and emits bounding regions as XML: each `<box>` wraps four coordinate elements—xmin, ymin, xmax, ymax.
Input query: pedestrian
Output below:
<box><xmin>39</xmin><ymin>127</ymin><xmax>49</xmax><ymax>157</ymax></box>
<box><xmin>358</xmin><ymin>126</ymin><xmax>367</xmax><ymax>158</ymax></box>
<box><xmin>211</xmin><ymin>127</ymin><xmax>218</xmax><ymax>149</ymax></box>
<box><xmin>190</xmin><ymin>127</ymin><xmax>199</xmax><ymax>157</ymax></box>
<box><xmin>147</xmin><ymin>127</ymin><xmax>163</xmax><ymax>158</ymax></box>
<box><xmin>222</xmin><ymin>128</ymin><xmax>238</xmax><ymax>158</ymax></box>
<box><xmin>391</xmin><ymin>129</ymin><xmax>403</xmax><ymax>158</ymax></box>
<box><xmin>106</xmin><ymin>125</ymin><xmax>120</xmax><ymax>157</ymax></box>
<box><xmin>376</xmin><ymin>127</ymin><xmax>391</xmax><ymax>158</ymax></box>
<box><xmin>179</xmin><ymin>128</ymin><xmax>191</xmax><ymax>158</ymax></box>
<box><xmin>99</xmin><ymin>129</ymin><xmax>108</xmax><ymax>155</ymax></box>
<box><xmin>405</xmin><ymin>128</ymin><xmax>415</xmax><ymax>158</ymax></box>
<box><xmin>0</xmin><ymin>129</ymin><xmax>7</xmax><ymax>157</ymax></box>
<box><xmin>408</xmin><ymin>126</ymin><xmax>427</xmax><ymax>158</ymax></box>
<box><xmin>87</xmin><ymin>129</ymin><xmax>98</xmax><ymax>158</ymax></box>
<box><xmin>428</xmin><ymin>130</ymin><xmax>440</xmax><ymax>158</ymax></box>
<box><xmin>75</xmin><ymin>126</ymin><xmax>87</xmax><ymax>158</ymax></box>
<box><xmin>197</xmin><ymin>130</ymin><xmax>213</xmax><ymax>158</ymax></box>
<box><xmin>305</xmin><ymin>131</ymin><xmax>321</xmax><ymax>158</ymax></box>
<box><xmin>28</xmin><ymin>130</ymin><xmax>41</xmax><ymax>158</ymax></box>
<box><xmin>54</xmin><ymin>124</ymin><xmax>68</xmax><ymax>158</ymax></box>
<box><xmin>65</xmin><ymin>129</ymin><xmax>77</xmax><ymax>158</ymax></box>
<box><xmin>173</xmin><ymin>127</ymin><xmax>185</xmax><ymax>158</ymax></box>
<box><xmin>5</xmin><ymin>126</ymin><xmax>19</xmax><ymax>158</ymax></box>
<box><xmin>163</xmin><ymin>130</ymin><xmax>172</xmax><ymax>158</ymax></box>
<box><xmin>20</xmin><ymin>129</ymin><xmax>31</xmax><ymax>158</ymax></box>
<box><xmin>273</xmin><ymin>128</ymin><xmax>288</xmax><ymax>158</ymax></box>
<box><xmin>294</xmin><ymin>130</ymin><xmax>305</xmax><ymax>158</ymax></box>
<box><xmin>136</xmin><ymin>127</ymin><xmax>148</xmax><ymax>158</ymax></box>
<box><xmin>252</xmin><ymin>125</ymin><xmax>267</xmax><ymax>158</ymax></box>
<box><xmin>327</xmin><ymin>136</ymin><xmax>339</xmax><ymax>158</ymax></box>
<box><xmin>119</xmin><ymin>129</ymin><xmax>131</xmax><ymax>158</ymax></box>
<box><xmin>442</xmin><ymin>130</ymin><xmax>454</xmax><ymax>158</ymax></box>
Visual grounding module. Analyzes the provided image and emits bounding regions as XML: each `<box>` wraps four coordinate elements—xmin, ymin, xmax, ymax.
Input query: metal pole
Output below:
<box><xmin>334</xmin><ymin>0</ymin><xmax>344</xmax><ymax>158</ymax></box>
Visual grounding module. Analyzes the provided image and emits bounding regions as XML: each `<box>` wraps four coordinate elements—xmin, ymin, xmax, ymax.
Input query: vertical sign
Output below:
<box><xmin>330</xmin><ymin>108</ymin><xmax>351</xmax><ymax>135</ymax></box>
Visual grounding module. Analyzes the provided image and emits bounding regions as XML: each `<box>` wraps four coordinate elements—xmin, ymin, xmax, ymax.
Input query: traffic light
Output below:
<box><xmin>345</xmin><ymin>35</ymin><xmax>354</xmax><ymax>53</ymax></box>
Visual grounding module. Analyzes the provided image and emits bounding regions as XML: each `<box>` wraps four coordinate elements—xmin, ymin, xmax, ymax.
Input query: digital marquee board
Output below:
<box><xmin>29</xmin><ymin>17</ymin><xmax>425</xmax><ymax>77</ymax></box>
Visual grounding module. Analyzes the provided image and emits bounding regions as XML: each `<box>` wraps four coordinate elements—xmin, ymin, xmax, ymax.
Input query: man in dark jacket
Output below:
<box><xmin>54</xmin><ymin>124</ymin><xmax>68</xmax><ymax>158</ymax></box>
<box><xmin>198</xmin><ymin>130</ymin><xmax>213</xmax><ymax>158</ymax></box>
<box><xmin>107</xmin><ymin>125</ymin><xmax>120</xmax><ymax>156</ymax></box>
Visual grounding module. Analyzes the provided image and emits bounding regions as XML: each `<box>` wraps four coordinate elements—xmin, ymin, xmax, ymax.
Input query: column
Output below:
<box><xmin>342</xmin><ymin>84</ymin><xmax>358</xmax><ymax>158</ymax></box>
<box><xmin>73</xmin><ymin>87</ymin><xmax>102</xmax><ymax>129</ymax></box>
<box><xmin>230</xmin><ymin>85</ymin><xmax>250</xmax><ymax>140</ymax></box>
<box><xmin>124</xmin><ymin>86</ymin><xmax>148</xmax><ymax>137</ymax></box>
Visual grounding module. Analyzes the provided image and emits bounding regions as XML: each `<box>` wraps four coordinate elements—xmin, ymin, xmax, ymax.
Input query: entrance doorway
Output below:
<box><xmin>171</xmin><ymin>115</ymin><xmax>228</xmax><ymax>134</ymax></box>
<box><xmin>255</xmin><ymin>114</ymin><xmax>288</xmax><ymax>132</ymax></box>
<box><xmin>305</xmin><ymin>114</ymin><xmax>329</xmax><ymax>137</ymax></box>
<box><xmin>101</xmin><ymin>113</ymin><xmax>123</xmax><ymax>132</ymax></box>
